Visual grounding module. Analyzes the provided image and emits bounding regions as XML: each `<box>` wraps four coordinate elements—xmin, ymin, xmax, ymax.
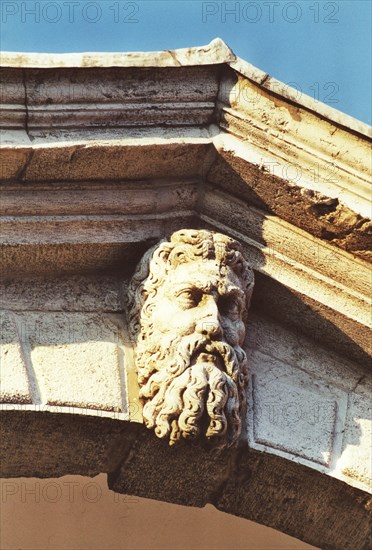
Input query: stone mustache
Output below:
<box><xmin>127</xmin><ymin>230</ymin><xmax>254</xmax><ymax>448</ymax></box>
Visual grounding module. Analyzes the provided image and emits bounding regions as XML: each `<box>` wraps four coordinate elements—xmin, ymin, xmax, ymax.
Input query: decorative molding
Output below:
<box><xmin>229</xmin><ymin>56</ymin><xmax>371</xmax><ymax>139</ymax></box>
<box><xmin>0</xmin><ymin>38</ymin><xmax>235</xmax><ymax>68</ymax></box>
<box><xmin>216</xmin><ymin>84</ymin><xmax>371</xmax><ymax>219</ymax></box>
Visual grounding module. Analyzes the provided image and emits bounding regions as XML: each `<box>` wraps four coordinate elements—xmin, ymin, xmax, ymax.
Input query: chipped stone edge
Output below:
<box><xmin>229</xmin><ymin>56</ymin><xmax>372</xmax><ymax>139</ymax></box>
<box><xmin>213</xmin><ymin>132</ymin><xmax>371</xmax><ymax>220</ymax></box>
<box><xmin>0</xmin><ymin>38</ymin><xmax>236</xmax><ymax>68</ymax></box>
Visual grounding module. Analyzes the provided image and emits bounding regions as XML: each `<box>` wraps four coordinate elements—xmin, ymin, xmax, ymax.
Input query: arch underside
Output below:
<box><xmin>0</xmin><ymin>409</ymin><xmax>370</xmax><ymax>550</ymax></box>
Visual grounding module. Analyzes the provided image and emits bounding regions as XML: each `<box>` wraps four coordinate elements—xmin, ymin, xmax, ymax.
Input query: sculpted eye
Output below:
<box><xmin>175</xmin><ymin>289</ymin><xmax>202</xmax><ymax>308</ymax></box>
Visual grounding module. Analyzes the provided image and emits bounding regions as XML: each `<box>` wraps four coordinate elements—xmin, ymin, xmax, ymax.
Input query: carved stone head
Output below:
<box><xmin>127</xmin><ymin>229</ymin><xmax>254</xmax><ymax>448</ymax></box>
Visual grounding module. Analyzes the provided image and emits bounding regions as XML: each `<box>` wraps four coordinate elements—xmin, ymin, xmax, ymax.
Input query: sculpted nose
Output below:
<box><xmin>196</xmin><ymin>297</ymin><xmax>223</xmax><ymax>339</ymax></box>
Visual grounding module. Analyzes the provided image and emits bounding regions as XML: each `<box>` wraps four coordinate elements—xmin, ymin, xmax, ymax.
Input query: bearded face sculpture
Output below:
<box><xmin>127</xmin><ymin>230</ymin><xmax>254</xmax><ymax>449</ymax></box>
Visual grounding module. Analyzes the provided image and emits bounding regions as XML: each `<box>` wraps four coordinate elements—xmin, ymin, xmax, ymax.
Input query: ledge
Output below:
<box><xmin>0</xmin><ymin>38</ymin><xmax>236</xmax><ymax>68</ymax></box>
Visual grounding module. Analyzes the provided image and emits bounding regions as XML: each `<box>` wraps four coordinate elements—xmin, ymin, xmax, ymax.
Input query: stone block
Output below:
<box><xmin>216</xmin><ymin>448</ymin><xmax>372</xmax><ymax>550</ymax></box>
<box><xmin>0</xmin><ymin>241</ymin><xmax>153</xmax><ymax>279</ymax></box>
<box><xmin>337</xmin><ymin>391</ymin><xmax>372</xmax><ymax>489</ymax></box>
<box><xmin>250</xmin><ymin>352</ymin><xmax>337</xmax><ymax>466</ymax></box>
<box><xmin>23</xmin><ymin>142</ymin><xmax>210</xmax><ymax>182</ymax></box>
<box><xmin>0</xmin><ymin>182</ymin><xmax>197</xmax><ymax>217</ymax></box>
<box><xmin>0</xmin><ymin>146</ymin><xmax>30</xmax><ymax>180</ymax></box>
<box><xmin>247</xmin><ymin>348</ymin><xmax>348</xmax><ymax>468</ymax></box>
<box><xmin>246</xmin><ymin>313</ymin><xmax>366</xmax><ymax>392</ymax></box>
<box><xmin>109</xmin><ymin>428</ymin><xmax>235</xmax><ymax>507</ymax></box>
<box><xmin>0</xmin><ymin>275</ymin><xmax>124</xmax><ymax>312</ymax></box>
<box><xmin>10</xmin><ymin>312</ymin><xmax>129</xmax><ymax>413</ymax></box>
<box><xmin>0</xmin><ymin>310</ymin><xmax>33</xmax><ymax>404</ymax></box>
<box><xmin>0</xmin><ymin>411</ymin><xmax>140</xmax><ymax>477</ymax></box>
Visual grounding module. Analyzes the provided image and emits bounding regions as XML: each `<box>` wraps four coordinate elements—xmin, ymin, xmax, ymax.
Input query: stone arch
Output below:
<box><xmin>1</xmin><ymin>407</ymin><xmax>370</xmax><ymax>550</ymax></box>
<box><xmin>1</xmin><ymin>273</ymin><xmax>370</xmax><ymax>550</ymax></box>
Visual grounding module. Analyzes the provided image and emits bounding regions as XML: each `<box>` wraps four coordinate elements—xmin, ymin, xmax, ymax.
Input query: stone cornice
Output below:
<box><xmin>1</xmin><ymin>39</ymin><xmax>370</xmax><ymax>139</ymax></box>
<box><xmin>0</xmin><ymin>38</ymin><xmax>236</xmax><ymax>68</ymax></box>
<box><xmin>229</xmin><ymin>56</ymin><xmax>371</xmax><ymax>139</ymax></box>
<box><xmin>216</xmin><ymin>82</ymin><xmax>371</xmax><ymax>219</ymax></box>
<box><xmin>209</xmin><ymin>133</ymin><xmax>371</xmax><ymax>259</ymax></box>
<box><xmin>1</xmin><ymin>41</ymin><xmax>370</xmax><ymax>226</ymax></box>
<box><xmin>1</xmin><ymin>40</ymin><xmax>370</xmax><ymax>365</ymax></box>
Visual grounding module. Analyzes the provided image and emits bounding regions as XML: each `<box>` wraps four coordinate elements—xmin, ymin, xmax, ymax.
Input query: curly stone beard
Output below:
<box><xmin>135</xmin><ymin>329</ymin><xmax>248</xmax><ymax>448</ymax></box>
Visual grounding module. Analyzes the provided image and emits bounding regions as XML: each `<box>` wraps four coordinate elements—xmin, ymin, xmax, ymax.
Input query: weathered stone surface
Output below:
<box><xmin>0</xmin><ymin>275</ymin><xmax>125</xmax><ymax>312</ymax></box>
<box><xmin>24</xmin><ymin>66</ymin><xmax>218</xmax><ymax>132</ymax></box>
<box><xmin>215</xmin><ymin>449</ymin><xmax>372</xmax><ymax>550</ymax></box>
<box><xmin>0</xmin><ymin>241</ymin><xmax>166</xmax><ymax>279</ymax></box>
<box><xmin>0</xmin><ymin>311</ymin><xmax>33</xmax><ymax>404</ymax></box>
<box><xmin>0</xmin><ymin>411</ymin><xmax>140</xmax><ymax>477</ymax></box>
<box><xmin>249</xmin><ymin>272</ymin><xmax>371</xmax><ymax>368</ymax></box>
<box><xmin>202</xmin><ymin>184</ymin><xmax>371</xmax><ymax>296</ymax></box>
<box><xmin>6</xmin><ymin>312</ymin><xmax>129</xmax><ymax>413</ymax></box>
<box><xmin>0</xmin><ymin>144</ymin><xmax>31</xmax><ymax>180</ymax></box>
<box><xmin>108</xmin><ymin>430</ymin><xmax>235</xmax><ymax>507</ymax></box>
<box><xmin>207</xmin><ymin>136</ymin><xmax>372</xmax><ymax>260</ymax></box>
<box><xmin>1</xmin><ymin>38</ymin><xmax>235</xmax><ymax>68</ymax></box>
<box><xmin>217</xmin><ymin>71</ymin><xmax>371</xmax><ymax>220</ymax></box>
<box><xmin>0</xmin><ymin>301</ymin><xmax>135</xmax><ymax>418</ymax></box>
<box><xmin>248</xmin><ymin>351</ymin><xmax>345</xmax><ymax>467</ymax></box>
<box><xmin>229</xmin><ymin>56</ymin><xmax>371</xmax><ymax>139</ymax></box>
<box><xmin>0</xmin><ymin>181</ymin><xmax>198</xmax><ymax>217</ymax></box>
<box><xmin>338</xmin><ymin>391</ymin><xmax>372</xmax><ymax>489</ymax></box>
<box><xmin>22</xmin><ymin>142</ymin><xmax>211</xmax><ymax>182</ymax></box>
<box><xmin>0</xmin><ymin>69</ymin><xmax>26</xmax><ymax>129</ymax></box>
<box><xmin>243</xmin><ymin>313</ymin><xmax>371</xmax><ymax>491</ymax></box>
<box><xmin>246</xmin><ymin>313</ymin><xmax>366</xmax><ymax>392</ymax></box>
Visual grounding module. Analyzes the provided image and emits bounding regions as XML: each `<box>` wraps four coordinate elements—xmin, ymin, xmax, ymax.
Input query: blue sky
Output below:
<box><xmin>1</xmin><ymin>0</ymin><xmax>371</xmax><ymax>124</ymax></box>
